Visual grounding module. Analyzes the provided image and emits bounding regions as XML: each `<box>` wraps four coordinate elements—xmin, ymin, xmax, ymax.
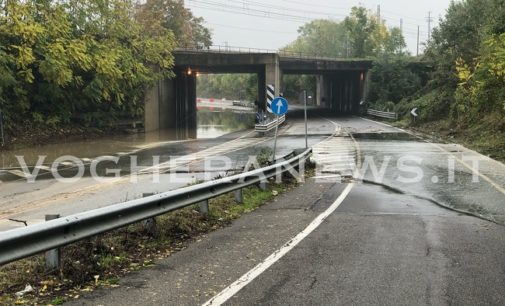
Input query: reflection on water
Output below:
<box><xmin>0</xmin><ymin>111</ymin><xmax>254</xmax><ymax>168</ymax></box>
<box><xmin>0</xmin><ymin>129</ymin><xmax>183</xmax><ymax>169</ymax></box>
<box><xmin>197</xmin><ymin>111</ymin><xmax>254</xmax><ymax>139</ymax></box>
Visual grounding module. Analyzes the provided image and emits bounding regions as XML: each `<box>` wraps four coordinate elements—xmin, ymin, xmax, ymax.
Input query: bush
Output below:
<box><xmin>0</xmin><ymin>0</ymin><xmax>176</xmax><ymax>136</ymax></box>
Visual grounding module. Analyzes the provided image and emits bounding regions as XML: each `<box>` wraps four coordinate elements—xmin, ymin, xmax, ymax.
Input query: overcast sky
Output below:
<box><xmin>185</xmin><ymin>0</ymin><xmax>454</xmax><ymax>55</ymax></box>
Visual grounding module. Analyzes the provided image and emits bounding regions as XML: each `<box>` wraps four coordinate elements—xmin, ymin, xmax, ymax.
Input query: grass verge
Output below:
<box><xmin>0</xmin><ymin>169</ymin><xmax>310</xmax><ymax>305</ymax></box>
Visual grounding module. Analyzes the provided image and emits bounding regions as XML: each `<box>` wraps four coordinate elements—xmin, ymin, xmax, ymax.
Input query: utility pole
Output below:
<box><xmin>400</xmin><ymin>19</ymin><xmax>403</xmax><ymax>35</ymax></box>
<box><xmin>426</xmin><ymin>11</ymin><xmax>434</xmax><ymax>42</ymax></box>
<box><xmin>377</xmin><ymin>5</ymin><xmax>381</xmax><ymax>24</ymax></box>
<box><xmin>345</xmin><ymin>34</ymin><xmax>349</xmax><ymax>58</ymax></box>
<box><xmin>416</xmin><ymin>25</ymin><xmax>420</xmax><ymax>56</ymax></box>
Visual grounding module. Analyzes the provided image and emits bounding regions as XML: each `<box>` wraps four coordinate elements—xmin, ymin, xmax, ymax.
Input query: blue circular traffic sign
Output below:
<box><xmin>271</xmin><ymin>97</ymin><xmax>289</xmax><ymax>116</ymax></box>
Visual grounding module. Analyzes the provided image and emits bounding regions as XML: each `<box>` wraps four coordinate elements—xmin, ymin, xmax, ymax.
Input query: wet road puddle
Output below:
<box><xmin>351</xmin><ymin>132</ymin><xmax>421</xmax><ymax>141</ymax></box>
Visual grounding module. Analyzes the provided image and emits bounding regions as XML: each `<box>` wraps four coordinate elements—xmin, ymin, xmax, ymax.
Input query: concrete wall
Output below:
<box><xmin>144</xmin><ymin>82</ymin><xmax>160</xmax><ymax>133</ymax></box>
<box><xmin>143</xmin><ymin>70</ymin><xmax>197</xmax><ymax>139</ymax></box>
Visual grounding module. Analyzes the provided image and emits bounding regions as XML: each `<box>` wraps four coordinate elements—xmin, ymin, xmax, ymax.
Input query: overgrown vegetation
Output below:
<box><xmin>0</xmin><ymin>0</ymin><xmax>211</xmax><ymax>147</ymax></box>
<box><xmin>0</xmin><ymin>175</ymin><xmax>304</xmax><ymax>305</ymax></box>
<box><xmin>375</xmin><ymin>0</ymin><xmax>505</xmax><ymax>160</ymax></box>
<box><xmin>197</xmin><ymin>73</ymin><xmax>257</xmax><ymax>102</ymax></box>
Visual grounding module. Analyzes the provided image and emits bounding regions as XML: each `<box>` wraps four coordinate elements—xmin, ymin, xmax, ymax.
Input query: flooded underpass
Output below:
<box><xmin>0</xmin><ymin>106</ymin><xmax>260</xmax><ymax>229</ymax></box>
<box><xmin>0</xmin><ymin>108</ymin><xmax>255</xmax><ymax>172</ymax></box>
<box><xmin>197</xmin><ymin>110</ymin><xmax>255</xmax><ymax>139</ymax></box>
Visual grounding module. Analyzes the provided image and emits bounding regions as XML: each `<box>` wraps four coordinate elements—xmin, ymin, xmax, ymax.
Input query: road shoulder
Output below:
<box><xmin>67</xmin><ymin>178</ymin><xmax>346</xmax><ymax>306</ymax></box>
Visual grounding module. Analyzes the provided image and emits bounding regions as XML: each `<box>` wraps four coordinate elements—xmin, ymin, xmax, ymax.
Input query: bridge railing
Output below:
<box><xmin>367</xmin><ymin>109</ymin><xmax>399</xmax><ymax>120</ymax></box>
<box><xmin>0</xmin><ymin>148</ymin><xmax>311</xmax><ymax>266</ymax></box>
<box><xmin>175</xmin><ymin>45</ymin><xmax>353</xmax><ymax>61</ymax></box>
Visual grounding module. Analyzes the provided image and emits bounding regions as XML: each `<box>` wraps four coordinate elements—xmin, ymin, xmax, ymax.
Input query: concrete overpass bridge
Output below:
<box><xmin>144</xmin><ymin>49</ymin><xmax>373</xmax><ymax>138</ymax></box>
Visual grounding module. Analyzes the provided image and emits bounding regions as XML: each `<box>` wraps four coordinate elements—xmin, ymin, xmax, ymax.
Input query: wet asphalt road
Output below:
<box><xmin>65</xmin><ymin>116</ymin><xmax>505</xmax><ymax>306</ymax></box>
<box><xmin>228</xmin><ymin>183</ymin><xmax>505</xmax><ymax>306</ymax></box>
<box><xmin>67</xmin><ymin>180</ymin><xmax>505</xmax><ymax>306</ymax></box>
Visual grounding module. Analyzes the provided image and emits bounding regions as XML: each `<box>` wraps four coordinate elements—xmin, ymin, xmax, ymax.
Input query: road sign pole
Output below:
<box><xmin>0</xmin><ymin>111</ymin><xmax>4</xmax><ymax>147</ymax></box>
<box><xmin>304</xmin><ymin>90</ymin><xmax>308</xmax><ymax>149</ymax></box>
<box><xmin>270</xmin><ymin>96</ymin><xmax>289</xmax><ymax>163</ymax></box>
<box><xmin>273</xmin><ymin>116</ymin><xmax>280</xmax><ymax>163</ymax></box>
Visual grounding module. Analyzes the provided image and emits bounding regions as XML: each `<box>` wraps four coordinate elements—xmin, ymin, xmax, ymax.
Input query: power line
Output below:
<box><xmin>195</xmin><ymin>3</ymin><xmax>427</xmax><ymax>40</ymax></box>
<box><xmin>190</xmin><ymin>0</ymin><xmax>344</xmax><ymax>21</ymax></box>
<box><xmin>188</xmin><ymin>0</ymin><xmax>313</xmax><ymax>22</ymax></box>
<box><xmin>190</xmin><ymin>0</ymin><xmax>427</xmax><ymax>34</ymax></box>
<box><xmin>381</xmin><ymin>8</ymin><xmax>426</xmax><ymax>23</ymax></box>
<box><xmin>205</xmin><ymin>21</ymin><xmax>296</xmax><ymax>34</ymax></box>
<box><xmin>277</xmin><ymin>0</ymin><xmax>348</xmax><ymax>11</ymax></box>
<box><xmin>279</xmin><ymin>0</ymin><xmax>427</xmax><ymax>24</ymax></box>
<box><xmin>227</xmin><ymin>0</ymin><xmax>349</xmax><ymax>19</ymax></box>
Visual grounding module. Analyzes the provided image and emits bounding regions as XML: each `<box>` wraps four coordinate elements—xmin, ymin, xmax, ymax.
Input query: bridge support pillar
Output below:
<box><xmin>258</xmin><ymin>55</ymin><xmax>281</xmax><ymax>111</ymax></box>
<box><xmin>144</xmin><ymin>80</ymin><xmax>161</xmax><ymax>132</ymax></box>
<box><xmin>174</xmin><ymin>71</ymin><xmax>197</xmax><ymax>139</ymax></box>
<box><xmin>144</xmin><ymin>70</ymin><xmax>197</xmax><ymax>139</ymax></box>
<box><xmin>316</xmin><ymin>75</ymin><xmax>330</xmax><ymax>107</ymax></box>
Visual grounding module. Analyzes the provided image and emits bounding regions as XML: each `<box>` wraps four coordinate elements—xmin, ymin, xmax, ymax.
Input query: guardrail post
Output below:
<box><xmin>259</xmin><ymin>181</ymin><xmax>268</xmax><ymax>191</ymax></box>
<box><xmin>45</xmin><ymin>214</ymin><xmax>61</xmax><ymax>271</ymax></box>
<box><xmin>234</xmin><ymin>189</ymin><xmax>243</xmax><ymax>204</ymax></box>
<box><xmin>199</xmin><ymin>200</ymin><xmax>209</xmax><ymax>215</ymax></box>
<box><xmin>142</xmin><ymin>193</ymin><xmax>157</xmax><ymax>235</ymax></box>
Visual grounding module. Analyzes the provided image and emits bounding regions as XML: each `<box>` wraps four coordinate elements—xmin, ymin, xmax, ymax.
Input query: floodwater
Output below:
<box><xmin>0</xmin><ymin>111</ymin><xmax>254</xmax><ymax>169</ymax></box>
<box><xmin>197</xmin><ymin>111</ymin><xmax>254</xmax><ymax>139</ymax></box>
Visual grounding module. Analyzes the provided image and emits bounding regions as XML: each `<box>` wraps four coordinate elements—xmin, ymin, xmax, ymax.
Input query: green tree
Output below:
<box><xmin>383</xmin><ymin>28</ymin><xmax>406</xmax><ymax>55</ymax></box>
<box><xmin>344</xmin><ymin>7</ymin><xmax>377</xmax><ymax>57</ymax></box>
<box><xmin>368</xmin><ymin>56</ymin><xmax>421</xmax><ymax>105</ymax></box>
<box><xmin>282</xmin><ymin>19</ymin><xmax>348</xmax><ymax>58</ymax></box>
<box><xmin>197</xmin><ymin>74</ymin><xmax>257</xmax><ymax>101</ymax></box>
<box><xmin>344</xmin><ymin>6</ymin><xmax>406</xmax><ymax>57</ymax></box>
<box><xmin>135</xmin><ymin>0</ymin><xmax>212</xmax><ymax>49</ymax></box>
<box><xmin>0</xmin><ymin>0</ymin><xmax>177</xmax><ymax>132</ymax></box>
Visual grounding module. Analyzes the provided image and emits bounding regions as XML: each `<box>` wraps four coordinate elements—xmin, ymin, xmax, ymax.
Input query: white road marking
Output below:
<box><xmin>311</xmin><ymin>136</ymin><xmax>358</xmax><ymax>177</ymax></box>
<box><xmin>202</xmin><ymin>183</ymin><xmax>355</xmax><ymax>306</ymax></box>
<box><xmin>139</xmin><ymin>137</ymin><xmax>269</xmax><ymax>174</ymax></box>
<box><xmin>358</xmin><ymin>116</ymin><xmax>408</xmax><ymax>132</ymax></box>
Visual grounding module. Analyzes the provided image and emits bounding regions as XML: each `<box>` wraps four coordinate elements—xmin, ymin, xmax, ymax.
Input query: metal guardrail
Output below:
<box><xmin>175</xmin><ymin>45</ymin><xmax>363</xmax><ymax>62</ymax></box>
<box><xmin>255</xmin><ymin>115</ymin><xmax>286</xmax><ymax>133</ymax></box>
<box><xmin>0</xmin><ymin>148</ymin><xmax>311</xmax><ymax>265</ymax></box>
<box><xmin>367</xmin><ymin>109</ymin><xmax>398</xmax><ymax>120</ymax></box>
